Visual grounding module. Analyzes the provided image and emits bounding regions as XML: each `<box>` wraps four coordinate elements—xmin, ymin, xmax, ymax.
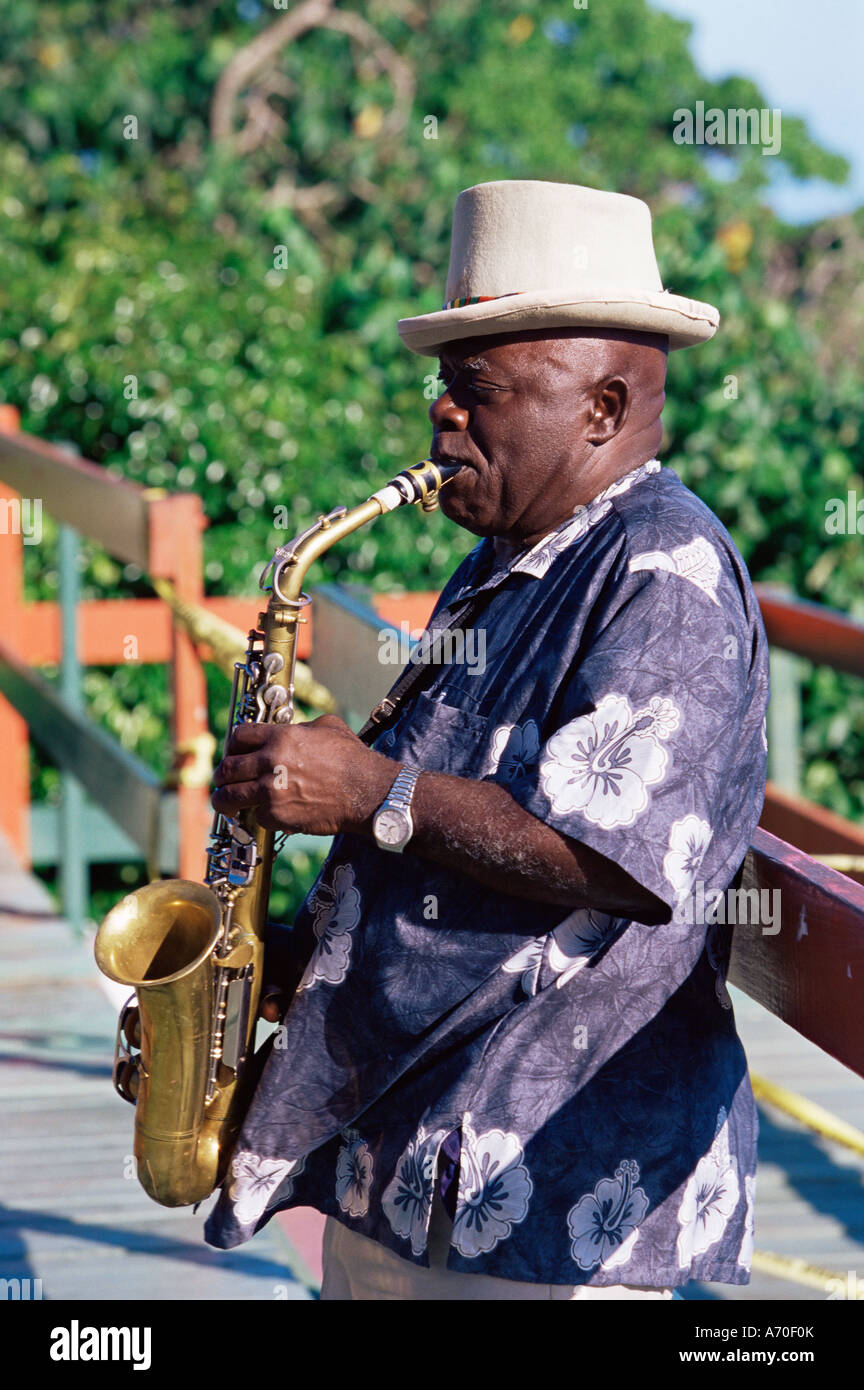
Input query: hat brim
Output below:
<box><xmin>398</xmin><ymin>288</ymin><xmax>719</xmax><ymax>354</ymax></box>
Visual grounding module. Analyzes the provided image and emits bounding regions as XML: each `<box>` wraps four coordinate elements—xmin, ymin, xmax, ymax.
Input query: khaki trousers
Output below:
<box><xmin>320</xmin><ymin>1193</ymin><xmax>675</xmax><ymax>1301</ymax></box>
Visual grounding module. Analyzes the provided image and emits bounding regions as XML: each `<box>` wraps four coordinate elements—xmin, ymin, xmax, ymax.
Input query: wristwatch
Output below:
<box><xmin>372</xmin><ymin>764</ymin><xmax>423</xmax><ymax>853</ymax></box>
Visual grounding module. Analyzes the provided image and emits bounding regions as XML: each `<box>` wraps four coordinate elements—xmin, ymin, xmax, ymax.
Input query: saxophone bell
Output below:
<box><xmin>95</xmin><ymin>880</ymin><xmax>225</xmax><ymax>1206</ymax></box>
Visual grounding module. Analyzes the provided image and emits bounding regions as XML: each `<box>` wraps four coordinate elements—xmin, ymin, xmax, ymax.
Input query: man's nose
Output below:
<box><xmin>429</xmin><ymin>388</ymin><xmax>469</xmax><ymax>431</ymax></box>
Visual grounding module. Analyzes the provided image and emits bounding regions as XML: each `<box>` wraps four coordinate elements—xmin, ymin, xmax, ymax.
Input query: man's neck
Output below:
<box><xmin>495</xmin><ymin>454</ymin><xmax>656</xmax><ymax>560</ymax></box>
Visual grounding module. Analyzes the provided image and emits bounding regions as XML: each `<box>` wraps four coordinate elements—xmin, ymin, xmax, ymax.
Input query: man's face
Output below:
<box><xmin>428</xmin><ymin>330</ymin><xmax>614</xmax><ymax>544</ymax></box>
<box><xmin>428</xmin><ymin>328</ymin><xmax>666</xmax><ymax>545</ymax></box>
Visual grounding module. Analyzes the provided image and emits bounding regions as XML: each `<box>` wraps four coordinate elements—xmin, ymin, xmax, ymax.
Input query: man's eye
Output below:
<box><xmin>437</xmin><ymin>369</ymin><xmax>496</xmax><ymax>398</ymax></box>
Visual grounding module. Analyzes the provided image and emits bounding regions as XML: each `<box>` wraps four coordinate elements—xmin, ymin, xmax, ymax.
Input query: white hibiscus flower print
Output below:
<box><xmin>452</xmin><ymin>1116</ymin><xmax>533</xmax><ymax>1258</ymax></box>
<box><xmin>335</xmin><ymin>1128</ymin><xmax>374</xmax><ymax>1219</ymax></box>
<box><xmin>663</xmin><ymin>815</ymin><xmax>713</xmax><ymax>905</ymax></box>
<box><xmin>567</xmin><ymin>1158</ymin><xmax>649</xmax><ymax>1271</ymax></box>
<box><xmin>540</xmin><ymin>693</ymin><xmax>679</xmax><ymax>830</ymax></box>
<box><xmin>296</xmin><ymin>862</ymin><xmax>361</xmax><ymax>992</ymax></box>
<box><xmin>760</xmin><ymin>717</ymin><xmax>768</xmax><ymax>753</ymax></box>
<box><xmin>228</xmin><ymin>1150</ymin><xmax>304</xmax><ymax>1227</ymax></box>
<box><xmin>548</xmin><ymin>908</ymin><xmax>623</xmax><ymax>988</ymax></box>
<box><xmin>646</xmin><ymin>696</ymin><xmax>680</xmax><ymax>738</ymax></box>
<box><xmin>737</xmin><ymin>1174</ymin><xmax>756</xmax><ymax>1268</ymax></box>
<box><xmin>676</xmin><ymin>1108</ymin><xmax>741</xmax><ymax>1266</ymax></box>
<box><xmin>628</xmin><ymin>535</ymin><xmax>722</xmax><ymax>606</ymax></box>
<box><xmin>487</xmin><ymin>719</ymin><xmax>541</xmax><ymax>781</ymax></box>
<box><xmin>501</xmin><ymin>910</ymin><xmax>623</xmax><ymax>996</ymax></box>
<box><xmin>383</xmin><ymin>1125</ymin><xmax>450</xmax><ymax>1256</ymax></box>
<box><xmin>501</xmin><ymin>936</ymin><xmax>544</xmax><ymax>997</ymax></box>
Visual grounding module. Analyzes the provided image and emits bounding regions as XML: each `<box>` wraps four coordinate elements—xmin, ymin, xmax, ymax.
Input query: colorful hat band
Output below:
<box><xmin>442</xmin><ymin>291</ymin><xmax>524</xmax><ymax>310</ymax></box>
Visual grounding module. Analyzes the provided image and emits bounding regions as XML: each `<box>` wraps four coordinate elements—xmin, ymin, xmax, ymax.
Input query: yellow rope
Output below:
<box><xmin>167</xmin><ymin>732</ymin><xmax>219</xmax><ymax>790</ymax></box>
<box><xmin>751</xmin><ymin>1073</ymin><xmax>864</xmax><ymax>1159</ymax></box>
<box><xmin>151</xmin><ymin>577</ymin><xmax>337</xmax><ymax>713</ymax></box>
<box><xmin>813</xmin><ymin>854</ymin><xmax>864</xmax><ymax>873</ymax></box>
<box><xmin>751</xmin><ymin>1249</ymin><xmax>863</xmax><ymax>1297</ymax></box>
<box><xmin>745</xmin><ymin>1075</ymin><xmax>864</xmax><ymax>1291</ymax></box>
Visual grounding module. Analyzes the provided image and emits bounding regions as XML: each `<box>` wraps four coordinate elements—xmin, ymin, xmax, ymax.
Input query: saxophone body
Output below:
<box><xmin>94</xmin><ymin>460</ymin><xmax>459</xmax><ymax>1207</ymax></box>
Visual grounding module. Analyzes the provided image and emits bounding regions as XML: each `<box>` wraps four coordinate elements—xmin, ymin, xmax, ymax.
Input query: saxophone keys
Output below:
<box><xmin>114</xmin><ymin>1057</ymin><xmax>140</xmax><ymax>1104</ymax></box>
<box><xmin>122</xmin><ymin>1005</ymin><xmax>142</xmax><ymax>1051</ymax></box>
<box><xmin>227</xmin><ymin>821</ymin><xmax>253</xmax><ymax>846</ymax></box>
<box><xmin>259</xmin><ymin>684</ymin><xmax>287</xmax><ymax>722</ymax></box>
<box><xmin>216</xmin><ymin>941</ymin><xmax>254</xmax><ymax>970</ymax></box>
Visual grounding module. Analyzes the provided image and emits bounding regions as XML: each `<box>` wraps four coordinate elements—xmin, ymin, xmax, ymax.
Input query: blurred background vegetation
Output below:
<box><xmin>1</xmin><ymin>0</ymin><xmax>862</xmax><ymax>916</ymax></box>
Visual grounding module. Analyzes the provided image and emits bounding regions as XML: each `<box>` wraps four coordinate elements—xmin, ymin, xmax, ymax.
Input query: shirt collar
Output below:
<box><xmin>451</xmin><ymin>459</ymin><xmax>661</xmax><ymax>599</ymax></box>
<box><xmin>507</xmin><ymin>458</ymin><xmax>661</xmax><ymax>580</ymax></box>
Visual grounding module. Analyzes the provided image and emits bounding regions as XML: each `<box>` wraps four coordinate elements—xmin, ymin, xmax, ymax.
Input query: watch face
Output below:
<box><xmin>374</xmin><ymin>808</ymin><xmax>410</xmax><ymax>847</ymax></box>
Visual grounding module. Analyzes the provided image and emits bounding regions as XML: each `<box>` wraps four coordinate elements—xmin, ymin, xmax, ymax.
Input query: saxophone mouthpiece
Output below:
<box><xmin>413</xmin><ymin>459</ymin><xmax>463</xmax><ymax>512</ymax></box>
<box><xmin>428</xmin><ymin>459</ymin><xmax>464</xmax><ymax>483</ymax></box>
<box><xmin>372</xmin><ymin>459</ymin><xmax>464</xmax><ymax>514</ymax></box>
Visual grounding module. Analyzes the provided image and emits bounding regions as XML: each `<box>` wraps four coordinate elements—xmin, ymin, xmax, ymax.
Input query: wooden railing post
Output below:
<box><xmin>58</xmin><ymin>523</ymin><xmax>87</xmax><ymax>930</ymax></box>
<box><xmin>0</xmin><ymin>406</ymin><xmax>29</xmax><ymax>862</ymax></box>
<box><xmin>767</xmin><ymin>647</ymin><xmax>804</xmax><ymax>795</ymax></box>
<box><xmin>148</xmin><ymin>494</ymin><xmax>212</xmax><ymax>881</ymax></box>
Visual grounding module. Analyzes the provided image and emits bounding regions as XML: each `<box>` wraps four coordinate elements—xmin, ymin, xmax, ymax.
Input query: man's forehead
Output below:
<box><xmin>437</xmin><ymin>328</ymin><xmax>597</xmax><ymax>363</ymax></box>
<box><xmin>437</xmin><ymin>337</ymin><xmax>539</xmax><ymax>370</ymax></box>
<box><xmin>438</xmin><ymin>341</ymin><xmax>497</xmax><ymax>364</ymax></box>
<box><xmin>437</xmin><ymin>336</ymin><xmax>589</xmax><ymax>384</ymax></box>
<box><xmin>437</xmin><ymin>327</ymin><xmax>667</xmax><ymax>375</ymax></box>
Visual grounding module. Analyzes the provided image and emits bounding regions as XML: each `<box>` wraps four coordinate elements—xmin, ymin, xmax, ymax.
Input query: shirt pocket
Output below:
<box><xmin>394</xmin><ymin>690</ymin><xmax>491</xmax><ymax>777</ymax></box>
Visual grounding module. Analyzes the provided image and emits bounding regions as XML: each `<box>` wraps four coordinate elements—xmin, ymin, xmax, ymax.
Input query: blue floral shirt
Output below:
<box><xmin>204</xmin><ymin>459</ymin><xmax>769</xmax><ymax>1289</ymax></box>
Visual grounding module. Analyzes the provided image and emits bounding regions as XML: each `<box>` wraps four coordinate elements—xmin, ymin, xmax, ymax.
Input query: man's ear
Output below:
<box><xmin>585</xmin><ymin>376</ymin><xmax>630</xmax><ymax>444</ymax></box>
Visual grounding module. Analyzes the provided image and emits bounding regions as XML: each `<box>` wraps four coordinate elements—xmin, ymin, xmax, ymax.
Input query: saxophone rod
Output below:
<box><xmin>260</xmin><ymin>459</ymin><xmax>464</xmax><ymax>603</ymax></box>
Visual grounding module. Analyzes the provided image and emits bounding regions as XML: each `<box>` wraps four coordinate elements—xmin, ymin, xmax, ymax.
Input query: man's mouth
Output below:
<box><xmin>431</xmin><ymin>450</ymin><xmax>474</xmax><ymax>470</ymax></box>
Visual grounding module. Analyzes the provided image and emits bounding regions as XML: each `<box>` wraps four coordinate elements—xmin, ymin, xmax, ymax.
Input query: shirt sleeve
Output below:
<box><xmin>506</xmin><ymin>543</ymin><xmax>768</xmax><ymax>921</ymax></box>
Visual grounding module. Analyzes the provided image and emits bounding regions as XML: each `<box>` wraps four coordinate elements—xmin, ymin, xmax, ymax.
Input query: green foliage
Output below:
<box><xmin>1</xmin><ymin>0</ymin><xmax>862</xmax><ymax>864</ymax></box>
<box><xmin>86</xmin><ymin>841</ymin><xmax>328</xmax><ymax>928</ymax></box>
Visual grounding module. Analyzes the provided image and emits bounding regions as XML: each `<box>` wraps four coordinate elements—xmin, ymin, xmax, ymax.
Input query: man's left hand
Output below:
<box><xmin>210</xmin><ymin>714</ymin><xmax>397</xmax><ymax>836</ymax></box>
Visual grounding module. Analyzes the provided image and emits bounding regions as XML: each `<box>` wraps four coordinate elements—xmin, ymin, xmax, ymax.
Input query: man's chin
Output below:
<box><xmin>439</xmin><ymin>494</ymin><xmax>497</xmax><ymax>538</ymax></box>
<box><xmin>438</xmin><ymin>471</ymin><xmax>498</xmax><ymax>535</ymax></box>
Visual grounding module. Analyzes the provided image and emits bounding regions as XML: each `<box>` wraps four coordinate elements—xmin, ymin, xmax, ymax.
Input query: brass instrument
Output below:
<box><xmin>94</xmin><ymin>460</ymin><xmax>460</xmax><ymax>1208</ymax></box>
<box><xmin>150</xmin><ymin>575</ymin><xmax>337</xmax><ymax>713</ymax></box>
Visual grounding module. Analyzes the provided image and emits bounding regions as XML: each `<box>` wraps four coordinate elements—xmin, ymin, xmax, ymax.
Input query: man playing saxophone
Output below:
<box><xmin>204</xmin><ymin>181</ymin><xmax>769</xmax><ymax>1300</ymax></box>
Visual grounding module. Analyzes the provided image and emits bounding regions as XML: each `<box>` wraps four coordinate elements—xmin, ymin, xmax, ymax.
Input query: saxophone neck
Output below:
<box><xmin>258</xmin><ymin>459</ymin><xmax>462</xmax><ymax>603</ymax></box>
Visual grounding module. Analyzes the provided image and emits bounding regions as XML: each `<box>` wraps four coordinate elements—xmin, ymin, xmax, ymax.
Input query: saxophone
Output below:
<box><xmin>94</xmin><ymin>459</ymin><xmax>461</xmax><ymax>1207</ymax></box>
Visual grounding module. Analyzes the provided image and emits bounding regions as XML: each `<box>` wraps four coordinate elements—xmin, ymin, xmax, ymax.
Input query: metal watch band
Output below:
<box><xmin>384</xmin><ymin>765</ymin><xmax>422</xmax><ymax>809</ymax></box>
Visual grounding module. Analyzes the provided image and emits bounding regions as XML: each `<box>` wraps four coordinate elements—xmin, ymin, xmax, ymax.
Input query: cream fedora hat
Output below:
<box><xmin>398</xmin><ymin>180</ymin><xmax>718</xmax><ymax>354</ymax></box>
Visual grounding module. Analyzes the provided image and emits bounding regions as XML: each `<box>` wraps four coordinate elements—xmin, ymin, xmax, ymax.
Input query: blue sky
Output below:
<box><xmin>651</xmin><ymin>0</ymin><xmax>863</xmax><ymax>222</ymax></box>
